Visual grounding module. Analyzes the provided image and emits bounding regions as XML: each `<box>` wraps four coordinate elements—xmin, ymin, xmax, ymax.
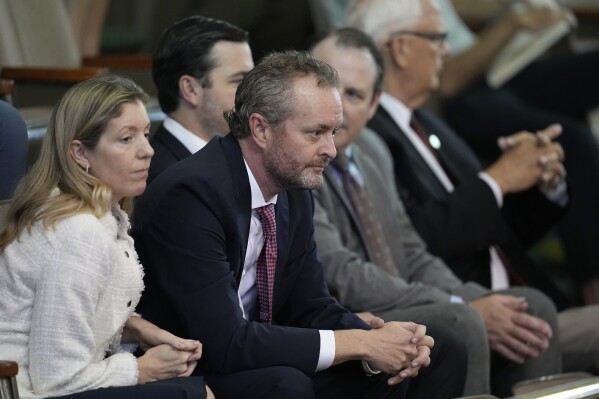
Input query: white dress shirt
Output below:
<box><xmin>239</xmin><ymin>161</ymin><xmax>335</xmax><ymax>371</ymax></box>
<box><xmin>163</xmin><ymin>117</ymin><xmax>208</xmax><ymax>154</ymax></box>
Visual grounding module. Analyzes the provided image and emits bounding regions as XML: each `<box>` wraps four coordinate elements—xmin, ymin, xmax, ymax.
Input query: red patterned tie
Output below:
<box><xmin>255</xmin><ymin>204</ymin><xmax>277</xmax><ymax>324</ymax></box>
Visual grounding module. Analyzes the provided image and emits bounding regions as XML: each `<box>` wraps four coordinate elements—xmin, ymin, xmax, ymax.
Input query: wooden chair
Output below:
<box><xmin>0</xmin><ymin>360</ymin><xmax>19</xmax><ymax>399</ymax></box>
<box><xmin>0</xmin><ymin>67</ymin><xmax>107</xmax><ymax>108</ymax></box>
<box><xmin>82</xmin><ymin>53</ymin><xmax>155</xmax><ymax>97</ymax></box>
<box><xmin>512</xmin><ymin>371</ymin><xmax>594</xmax><ymax>395</ymax></box>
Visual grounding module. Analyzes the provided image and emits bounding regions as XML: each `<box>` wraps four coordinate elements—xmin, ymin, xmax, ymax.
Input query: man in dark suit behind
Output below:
<box><xmin>133</xmin><ymin>51</ymin><xmax>466</xmax><ymax>399</ymax></box>
<box><xmin>347</xmin><ymin>0</ymin><xmax>599</xmax><ymax>376</ymax></box>
<box><xmin>148</xmin><ymin>15</ymin><xmax>254</xmax><ymax>183</ymax></box>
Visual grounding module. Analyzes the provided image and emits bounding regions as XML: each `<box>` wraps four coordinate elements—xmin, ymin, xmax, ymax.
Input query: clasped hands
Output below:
<box><xmin>124</xmin><ymin>316</ymin><xmax>202</xmax><ymax>384</ymax></box>
<box><xmin>357</xmin><ymin>312</ymin><xmax>434</xmax><ymax>386</ymax></box>
<box><xmin>470</xmin><ymin>294</ymin><xmax>552</xmax><ymax>364</ymax></box>
<box><xmin>487</xmin><ymin>123</ymin><xmax>565</xmax><ymax>194</ymax></box>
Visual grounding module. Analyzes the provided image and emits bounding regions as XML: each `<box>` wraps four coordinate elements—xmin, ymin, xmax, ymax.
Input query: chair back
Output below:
<box><xmin>0</xmin><ymin>361</ymin><xmax>19</xmax><ymax>399</ymax></box>
<box><xmin>0</xmin><ymin>67</ymin><xmax>108</xmax><ymax>108</ymax></box>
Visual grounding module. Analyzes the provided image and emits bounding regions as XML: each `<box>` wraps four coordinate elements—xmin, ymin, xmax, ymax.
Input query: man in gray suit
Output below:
<box><xmin>310</xmin><ymin>27</ymin><xmax>561</xmax><ymax>397</ymax></box>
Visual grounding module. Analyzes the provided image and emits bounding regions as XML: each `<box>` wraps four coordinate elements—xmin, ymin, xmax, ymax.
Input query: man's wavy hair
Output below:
<box><xmin>224</xmin><ymin>50</ymin><xmax>339</xmax><ymax>139</ymax></box>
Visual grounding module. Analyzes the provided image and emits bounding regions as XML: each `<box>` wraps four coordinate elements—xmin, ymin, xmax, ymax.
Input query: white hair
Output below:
<box><xmin>346</xmin><ymin>0</ymin><xmax>423</xmax><ymax>47</ymax></box>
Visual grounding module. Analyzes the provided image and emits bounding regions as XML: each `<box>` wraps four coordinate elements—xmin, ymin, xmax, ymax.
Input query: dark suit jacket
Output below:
<box><xmin>133</xmin><ymin>133</ymin><xmax>365</xmax><ymax>375</ymax></box>
<box><xmin>147</xmin><ymin>122</ymin><xmax>192</xmax><ymax>184</ymax></box>
<box><xmin>368</xmin><ymin>106</ymin><xmax>571</xmax><ymax>309</ymax></box>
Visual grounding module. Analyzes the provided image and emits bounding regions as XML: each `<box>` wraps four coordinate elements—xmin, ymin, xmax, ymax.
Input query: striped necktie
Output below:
<box><xmin>332</xmin><ymin>154</ymin><xmax>398</xmax><ymax>276</ymax></box>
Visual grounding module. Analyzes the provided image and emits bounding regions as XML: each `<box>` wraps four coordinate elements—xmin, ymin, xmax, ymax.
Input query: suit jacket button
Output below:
<box><xmin>124</xmin><ymin>251</ymin><xmax>129</xmax><ymax>258</ymax></box>
<box><xmin>127</xmin><ymin>300</ymin><xmax>132</xmax><ymax>307</ymax></box>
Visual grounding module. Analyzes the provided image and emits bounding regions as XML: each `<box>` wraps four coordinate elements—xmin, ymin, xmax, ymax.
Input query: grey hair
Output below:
<box><xmin>346</xmin><ymin>0</ymin><xmax>423</xmax><ymax>47</ymax></box>
<box><xmin>224</xmin><ymin>50</ymin><xmax>339</xmax><ymax>139</ymax></box>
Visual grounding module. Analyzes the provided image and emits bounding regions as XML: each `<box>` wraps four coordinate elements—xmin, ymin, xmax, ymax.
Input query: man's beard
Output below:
<box><xmin>264</xmin><ymin>145</ymin><xmax>330</xmax><ymax>191</ymax></box>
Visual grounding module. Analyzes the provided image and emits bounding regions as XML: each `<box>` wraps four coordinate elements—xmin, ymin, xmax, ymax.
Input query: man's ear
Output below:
<box><xmin>69</xmin><ymin>140</ymin><xmax>89</xmax><ymax>170</ymax></box>
<box><xmin>388</xmin><ymin>36</ymin><xmax>410</xmax><ymax>69</ymax></box>
<box><xmin>178</xmin><ymin>75</ymin><xmax>202</xmax><ymax>107</ymax></box>
<box><xmin>248</xmin><ymin>113</ymin><xmax>269</xmax><ymax>150</ymax></box>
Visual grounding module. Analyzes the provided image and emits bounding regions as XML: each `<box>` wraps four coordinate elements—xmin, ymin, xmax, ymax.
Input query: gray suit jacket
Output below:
<box><xmin>314</xmin><ymin>128</ymin><xmax>488</xmax><ymax>313</ymax></box>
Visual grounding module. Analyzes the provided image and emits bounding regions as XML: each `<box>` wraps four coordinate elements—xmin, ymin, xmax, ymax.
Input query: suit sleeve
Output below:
<box><xmin>402</xmin><ymin>177</ymin><xmax>508</xmax><ymax>260</ymax></box>
<box><xmin>502</xmin><ymin>188</ymin><xmax>566</xmax><ymax>248</ymax></box>
<box><xmin>314</xmin><ymin>191</ymin><xmax>456</xmax><ymax>312</ymax></box>
<box><xmin>403</xmin><ymin>175</ymin><xmax>564</xmax><ymax>261</ymax></box>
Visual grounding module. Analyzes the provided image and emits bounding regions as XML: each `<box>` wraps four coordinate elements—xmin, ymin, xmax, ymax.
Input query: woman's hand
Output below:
<box><xmin>125</xmin><ymin>316</ymin><xmax>203</xmax><ymax>383</ymax></box>
<box><xmin>125</xmin><ymin>316</ymin><xmax>202</xmax><ymax>355</ymax></box>
<box><xmin>137</xmin><ymin>344</ymin><xmax>198</xmax><ymax>383</ymax></box>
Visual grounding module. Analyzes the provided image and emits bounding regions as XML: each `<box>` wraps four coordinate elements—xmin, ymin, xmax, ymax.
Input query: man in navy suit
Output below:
<box><xmin>133</xmin><ymin>50</ymin><xmax>468</xmax><ymax>398</ymax></box>
<box><xmin>148</xmin><ymin>15</ymin><xmax>254</xmax><ymax>183</ymax></box>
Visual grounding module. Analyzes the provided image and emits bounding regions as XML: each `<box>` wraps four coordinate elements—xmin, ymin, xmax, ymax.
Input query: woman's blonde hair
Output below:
<box><xmin>0</xmin><ymin>74</ymin><xmax>149</xmax><ymax>249</ymax></box>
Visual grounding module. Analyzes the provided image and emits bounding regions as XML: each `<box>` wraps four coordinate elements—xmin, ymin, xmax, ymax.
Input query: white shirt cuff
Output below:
<box><xmin>316</xmin><ymin>330</ymin><xmax>335</xmax><ymax>371</ymax></box>
<box><xmin>450</xmin><ymin>295</ymin><xmax>464</xmax><ymax>304</ymax></box>
<box><xmin>478</xmin><ymin>172</ymin><xmax>503</xmax><ymax>207</ymax></box>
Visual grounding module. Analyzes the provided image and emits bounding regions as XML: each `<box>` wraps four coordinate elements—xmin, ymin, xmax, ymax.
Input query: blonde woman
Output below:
<box><xmin>0</xmin><ymin>75</ymin><xmax>212</xmax><ymax>399</ymax></box>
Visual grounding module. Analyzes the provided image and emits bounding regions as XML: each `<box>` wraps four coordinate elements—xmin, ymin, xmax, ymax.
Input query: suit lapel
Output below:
<box><xmin>323</xmin><ymin>168</ymin><xmax>355</xmax><ymax>218</ymax></box>
<box><xmin>375</xmin><ymin>107</ymin><xmax>449</xmax><ymax>199</ymax></box>
<box><xmin>415</xmin><ymin>109</ymin><xmax>482</xmax><ymax>186</ymax></box>
<box><xmin>323</xmin><ymin>161</ymin><xmax>376</xmax><ymax>260</ymax></box>
<box><xmin>273</xmin><ymin>192</ymin><xmax>289</xmax><ymax>303</ymax></box>
<box><xmin>221</xmin><ymin>134</ymin><xmax>252</xmax><ymax>286</ymax></box>
<box><xmin>156</xmin><ymin>124</ymin><xmax>193</xmax><ymax>161</ymax></box>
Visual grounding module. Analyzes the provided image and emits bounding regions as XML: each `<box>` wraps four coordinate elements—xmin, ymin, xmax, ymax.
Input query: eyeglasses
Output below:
<box><xmin>387</xmin><ymin>30</ymin><xmax>448</xmax><ymax>46</ymax></box>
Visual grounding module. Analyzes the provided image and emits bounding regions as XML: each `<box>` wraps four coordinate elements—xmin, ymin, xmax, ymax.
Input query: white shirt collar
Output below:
<box><xmin>379</xmin><ymin>92</ymin><xmax>413</xmax><ymax>134</ymax></box>
<box><xmin>244</xmin><ymin>160</ymin><xmax>278</xmax><ymax>209</ymax></box>
<box><xmin>344</xmin><ymin>145</ymin><xmax>353</xmax><ymax>159</ymax></box>
<box><xmin>163</xmin><ymin>116</ymin><xmax>208</xmax><ymax>154</ymax></box>
<box><xmin>379</xmin><ymin>92</ymin><xmax>455</xmax><ymax>192</ymax></box>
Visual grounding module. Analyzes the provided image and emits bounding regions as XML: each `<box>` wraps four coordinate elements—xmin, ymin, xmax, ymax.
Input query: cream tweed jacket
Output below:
<box><xmin>0</xmin><ymin>206</ymin><xmax>144</xmax><ymax>398</ymax></box>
